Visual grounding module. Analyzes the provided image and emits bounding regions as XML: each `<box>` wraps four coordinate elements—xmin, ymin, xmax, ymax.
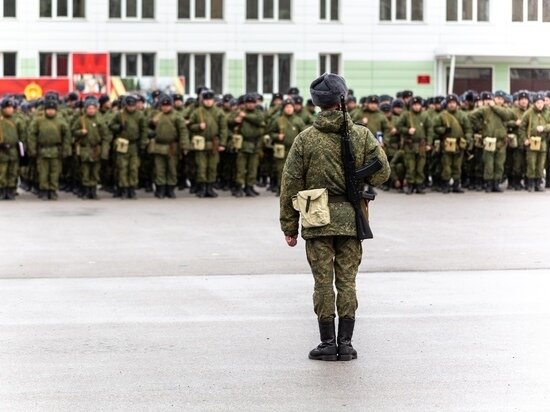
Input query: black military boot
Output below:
<box><xmin>90</xmin><ymin>186</ymin><xmax>99</xmax><ymax>200</ymax></box>
<box><xmin>309</xmin><ymin>319</ymin><xmax>338</xmax><ymax>361</ymax></box>
<box><xmin>452</xmin><ymin>180</ymin><xmax>464</xmax><ymax>193</ymax></box>
<box><xmin>128</xmin><ymin>187</ymin><xmax>137</xmax><ymax>199</ymax></box>
<box><xmin>244</xmin><ymin>186</ymin><xmax>256</xmax><ymax>197</ymax></box>
<box><xmin>155</xmin><ymin>185</ymin><xmax>166</xmax><ymax>199</ymax></box>
<box><xmin>49</xmin><ymin>190</ymin><xmax>58</xmax><ymax>201</ymax></box>
<box><xmin>492</xmin><ymin>180</ymin><xmax>503</xmax><ymax>193</ymax></box>
<box><xmin>416</xmin><ymin>184</ymin><xmax>426</xmax><ymax>194</ymax></box>
<box><xmin>534</xmin><ymin>179</ymin><xmax>544</xmax><ymax>192</ymax></box>
<box><xmin>545</xmin><ymin>178</ymin><xmax>550</xmax><ymax>188</ymax></box>
<box><xmin>484</xmin><ymin>180</ymin><xmax>492</xmax><ymax>193</ymax></box>
<box><xmin>337</xmin><ymin>318</ymin><xmax>358</xmax><ymax>361</ymax></box>
<box><xmin>38</xmin><ymin>189</ymin><xmax>47</xmax><ymax>200</ymax></box>
<box><xmin>119</xmin><ymin>187</ymin><xmax>128</xmax><ymax>199</ymax></box>
<box><xmin>196</xmin><ymin>183</ymin><xmax>207</xmax><ymax>198</ymax></box>
<box><xmin>526</xmin><ymin>179</ymin><xmax>534</xmax><ymax>192</ymax></box>
<box><xmin>166</xmin><ymin>185</ymin><xmax>176</xmax><ymax>199</ymax></box>
<box><xmin>251</xmin><ymin>185</ymin><xmax>260</xmax><ymax>196</ymax></box>
<box><xmin>441</xmin><ymin>180</ymin><xmax>451</xmax><ymax>194</ymax></box>
<box><xmin>205</xmin><ymin>183</ymin><xmax>218</xmax><ymax>198</ymax></box>
<box><xmin>233</xmin><ymin>186</ymin><xmax>244</xmax><ymax>198</ymax></box>
<box><xmin>404</xmin><ymin>185</ymin><xmax>413</xmax><ymax>195</ymax></box>
<box><xmin>0</xmin><ymin>188</ymin><xmax>5</xmax><ymax>200</ymax></box>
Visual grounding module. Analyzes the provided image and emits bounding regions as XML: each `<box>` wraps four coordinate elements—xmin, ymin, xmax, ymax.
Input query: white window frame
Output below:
<box><xmin>108</xmin><ymin>0</ymin><xmax>155</xmax><ymax>20</ymax></box>
<box><xmin>319</xmin><ymin>0</ymin><xmax>339</xmax><ymax>21</ymax></box>
<box><xmin>177</xmin><ymin>53</ymin><xmax>225</xmax><ymax>94</ymax></box>
<box><xmin>319</xmin><ymin>53</ymin><xmax>340</xmax><ymax>75</ymax></box>
<box><xmin>1</xmin><ymin>0</ymin><xmax>17</xmax><ymax>18</ymax></box>
<box><xmin>38</xmin><ymin>52</ymin><xmax>70</xmax><ymax>77</ymax></box>
<box><xmin>245</xmin><ymin>53</ymin><xmax>293</xmax><ymax>96</ymax></box>
<box><xmin>446</xmin><ymin>0</ymin><xmax>490</xmax><ymax>22</ymax></box>
<box><xmin>512</xmin><ymin>0</ymin><xmax>549</xmax><ymax>22</ymax></box>
<box><xmin>39</xmin><ymin>0</ymin><xmax>86</xmax><ymax>19</ymax></box>
<box><xmin>246</xmin><ymin>0</ymin><xmax>291</xmax><ymax>21</ymax></box>
<box><xmin>0</xmin><ymin>52</ymin><xmax>17</xmax><ymax>76</ymax></box>
<box><xmin>380</xmin><ymin>0</ymin><xmax>424</xmax><ymax>22</ymax></box>
<box><xmin>111</xmin><ymin>53</ymin><xmax>156</xmax><ymax>77</ymax></box>
<box><xmin>178</xmin><ymin>0</ymin><xmax>223</xmax><ymax>20</ymax></box>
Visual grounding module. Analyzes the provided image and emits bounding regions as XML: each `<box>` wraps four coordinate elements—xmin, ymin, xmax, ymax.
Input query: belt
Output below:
<box><xmin>328</xmin><ymin>195</ymin><xmax>348</xmax><ymax>203</ymax></box>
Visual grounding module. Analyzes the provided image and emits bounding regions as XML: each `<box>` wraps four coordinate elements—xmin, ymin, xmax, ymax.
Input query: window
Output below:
<box><xmin>2</xmin><ymin>0</ymin><xmax>16</xmax><ymax>17</ymax></box>
<box><xmin>39</xmin><ymin>0</ymin><xmax>85</xmax><ymax>18</ymax></box>
<box><xmin>246</xmin><ymin>53</ymin><xmax>292</xmax><ymax>94</ymax></box>
<box><xmin>320</xmin><ymin>0</ymin><xmax>338</xmax><ymax>20</ymax></box>
<box><xmin>446</xmin><ymin>0</ymin><xmax>489</xmax><ymax>21</ymax></box>
<box><xmin>109</xmin><ymin>53</ymin><xmax>156</xmax><ymax>77</ymax></box>
<box><xmin>246</xmin><ymin>0</ymin><xmax>291</xmax><ymax>20</ymax></box>
<box><xmin>319</xmin><ymin>54</ymin><xmax>340</xmax><ymax>75</ymax></box>
<box><xmin>109</xmin><ymin>0</ymin><xmax>155</xmax><ymax>19</ymax></box>
<box><xmin>178</xmin><ymin>0</ymin><xmax>223</xmax><ymax>19</ymax></box>
<box><xmin>380</xmin><ymin>0</ymin><xmax>423</xmax><ymax>22</ymax></box>
<box><xmin>39</xmin><ymin>52</ymin><xmax>68</xmax><ymax>77</ymax></box>
<box><xmin>0</xmin><ymin>52</ymin><xmax>16</xmax><ymax>76</ymax></box>
<box><xmin>510</xmin><ymin>68</ymin><xmax>550</xmax><ymax>92</ymax></box>
<box><xmin>512</xmin><ymin>0</ymin><xmax>550</xmax><ymax>22</ymax></box>
<box><xmin>446</xmin><ymin>67</ymin><xmax>492</xmax><ymax>95</ymax></box>
<box><xmin>177</xmin><ymin>53</ymin><xmax>224</xmax><ymax>94</ymax></box>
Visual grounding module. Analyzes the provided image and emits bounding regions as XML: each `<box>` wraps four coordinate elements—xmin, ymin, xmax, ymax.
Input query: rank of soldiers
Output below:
<box><xmin>1</xmin><ymin>86</ymin><xmax>549</xmax><ymax>201</ymax></box>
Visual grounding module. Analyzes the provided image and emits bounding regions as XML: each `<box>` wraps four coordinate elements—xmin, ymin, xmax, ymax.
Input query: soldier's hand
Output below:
<box><xmin>278</xmin><ymin>133</ymin><xmax>284</xmax><ymax>141</ymax></box>
<box><xmin>285</xmin><ymin>235</ymin><xmax>298</xmax><ymax>247</ymax></box>
<box><xmin>487</xmin><ymin>100</ymin><xmax>495</xmax><ymax>107</ymax></box>
<box><xmin>362</xmin><ymin>117</ymin><xmax>369</xmax><ymax>125</ymax></box>
<box><xmin>200</xmin><ymin>122</ymin><xmax>206</xmax><ymax>130</ymax></box>
<box><xmin>390</xmin><ymin>127</ymin><xmax>397</xmax><ymax>135</ymax></box>
<box><xmin>81</xmin><ymin>128</ymin><xmax>88</xmax><ymax>135</ymax></box>
<box><xmin>218</xmin><ymin>145</ymin><xmax>225</xmax><ymax>152</ymax></box>
<box><xmin>515</xmin><ymin>119</ymin><xmax>522</xmax><ymax>126</ymax></box>
<box><xmin>425</xmin><ymin>144</ymin><xmax>432</xmax><ymax>152</ymax></box>
<box><xmin>408</xmin><ymin>128</ymin><xmax>416</xmax><ymax>135</ymax></box>
<box><xmin>536</xmin><ymin>125</ymin><xmax>544</xmax><ymax>133</ymax></box>
<box><xmin>239</xmin><ymin>111</ymin><xmax>246</xmax><ymax>117</ymax></box>
<box><xmin>524</xmin><ymin>139</ymin><xmax>530</xmax><ymax>147</ymax></box>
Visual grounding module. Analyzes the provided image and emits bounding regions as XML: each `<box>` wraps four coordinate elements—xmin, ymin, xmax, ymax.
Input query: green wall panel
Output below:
<box><xmin>295</xmin><ymin>60</ymin><xmax>317</xmax><ymax>96</ymax></box>
<box><xmin>159</xmin><ymin>58</ymin><xmax>176</xmax><ymax>77</ymax></box>
<box><xmin>227</xmin><ymin>59</ymin><xmax>243</xmax><ymax>94</ymax></box>
<box><xmin>20</xmin><ymin>58</ymin><xmax>37</xmax><ymax>77</ymax></box>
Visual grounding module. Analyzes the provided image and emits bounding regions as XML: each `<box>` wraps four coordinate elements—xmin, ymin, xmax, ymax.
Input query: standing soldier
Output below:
<box><xmin>97</xmin><ymin>94</ymin><xmax>116</xmax><ymax>194</ymax></box>
<box><xmin>0</xmin><ymin>98</ymin><xmax>26</xmax><ymax>200</ymax></box>
<box><xmin>433</xmin><ymin>94</ymin><xmax>472</xmax><ymax>193</ymax></box>
<box><xmin>470</xmin><ymin>91</ymin><xmax>513</xmax><ymax>193</ymax></box>
<box><xmin>294</xmin><ymin>96</ymin><xmax>315</xmax><ymax>126</ymax></box>
<box><xmin>280</xmin><ymin>73</ymin><xmax>390</xmax><ymax>361</ymax></box>
<box><xmin>109</xmin><ymin>95</ymin><xmax>147</xmax><ymax>199</ymax></box>
<box><xmin>506</xmin><ymin>91</ymin><xmax>530</xmax><ymax>190</ymax></box>
<box><xmin>351</xmin><ymin>95</ymin><xmax>391</xmax><ymax>141</ymax></box>
<box><xmin>188</xmin><ymin>89</ymin><xmax>228</xmax><ymax>198</ymax></box>
<box><xmin>228</xmin><ymin>94</ymin><xmax>265</xmax><ymax>197</ymax></box>
<box><xmin>71</xmin><ymin>98</ymin><xmax>111</xmax><ymax>200</ymax></box>
<box><xmin>28</xmin><ymin>99</ymin><xmax>71</xmax><ymax>200</ymax></box>
<box><xmin>396</xmin><ymin>96</ymin><xmax>434</xmax><ymax>194</ymax></box>
<box><xmin>519</xmin><ymin>93</ymin><xmax>548</xmax><ymax>192</ymax></box>
<box><xmin>149</xmin><ymin>94</ymin><xmax>189</xmax><ymax>199</ymax></box>
<box><xmin>267</xmin><ymin>98</ymin><xmax>306</xmax><ymax>196</ymax></box>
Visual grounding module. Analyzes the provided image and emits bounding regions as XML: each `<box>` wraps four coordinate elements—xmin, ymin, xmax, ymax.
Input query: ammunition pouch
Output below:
<box><xmin>292</xmin><ymin>188</ymin><xmax>330</xmax><ymax>228</ymax></box>
<box><xmin>115</xmin><ymin>137</ymin><xmax>130</xmax><ymax>154</ymax></box>
<box><xmin>444</xmin><ymin>138</ymin><xmax>457</xmax><ymax>153</ymax></box>
<box><xmin>474</xmin><ymin>133</ymin><xmax>483</xmax><ymax>148</ymax></box>
<box><xmin>192</xmin><ymin>135</ymin><xmax>206</xmax><ymax>151</ymax></box>
<box><xmin>483</xmin><ymin>137</ymin><xmax>497</xmax><ymax>153</ymax></box>
<box><xmin>529</xmin><ymin>136</ymin><xmax>542</xmax><ymax>151</ymax></box>
<box><xmin>507</xmin><ymin>133</ymin><xmax>518</xmax><ymax>149</ymax></box>
<box><xmin>273</xmin><ymin>143</ymin><xmax>286</xmax><ymax>159</ymax></box>
<box><xmin>231</xmin><ymin>134</ymin><xmax>243</xmax><ymax>151</ymax></box>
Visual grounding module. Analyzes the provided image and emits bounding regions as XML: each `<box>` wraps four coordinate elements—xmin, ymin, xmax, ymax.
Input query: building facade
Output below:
<box><xmin>1</xmin><ymin>0</ymin><xmax>550</xmax><ymax>98</ymax></box>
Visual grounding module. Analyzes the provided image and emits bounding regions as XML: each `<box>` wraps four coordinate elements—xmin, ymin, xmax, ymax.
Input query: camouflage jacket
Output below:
<box><xmin>279</xmin><ymin>110</ymin><xmax>390</xmax><ymax>239</ymax></box>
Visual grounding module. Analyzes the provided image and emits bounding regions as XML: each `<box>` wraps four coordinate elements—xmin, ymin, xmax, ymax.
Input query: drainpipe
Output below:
<box><xmin>448</xmin><ymin>55</ymin><xmax>456</xmax><ymax>95</ymax></box>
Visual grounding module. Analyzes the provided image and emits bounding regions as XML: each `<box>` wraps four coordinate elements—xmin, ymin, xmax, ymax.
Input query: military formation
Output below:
<box><xmin>1</xmin><ymin>86</ymin><xmax>549</xmax><ymax>201</ymax></box>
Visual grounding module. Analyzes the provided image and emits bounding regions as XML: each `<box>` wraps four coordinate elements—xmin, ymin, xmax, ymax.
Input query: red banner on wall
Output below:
<box><xmin>0</xmin><ymin>78</ymin><xmax>70</xmax><ymax>99</ymax></box>
<box><xmin>72</xmin><ymin>53</ymin><xmax>109</xmax><ymax>95</ymax></box>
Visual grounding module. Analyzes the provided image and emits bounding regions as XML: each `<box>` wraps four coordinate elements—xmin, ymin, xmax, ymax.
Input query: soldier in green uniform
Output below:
<box><xmin>71</xmin><ymin>98</ymin><xmax>111</xmax><ymax>200</ymax></box>
<box><xmin>426</xmin><ymin>96</ymin><xmax>444</xmax><ymax>191</ymax></box>
<box><xmin>149</xmin><ymin>94</ymin><xmax>189</xmax><ymax>199</ymax></box>
<box><xmin>396</xmin><ymin>96</ymin><xmax>434</xmax><ymax>194</ymax></box>
<box><xmin>97</xmin><ymin>94</ymin><xmax>116</xmax><ymax>194</ymax></box>
<box><xmin>228</xmin><ymin>94</ymin><xmax>265</xmax><ymax>197</ymax></box>
<box><xmin>188</xmin><ymin>89</ymin><xmax>228</xmax><ymax>198</ymax></box>
<box><xmin>433</xmin><ymin>94</ymin><xmax>472</xmax><ymax>193</ymax></box>
<box><xmin>0</xmin><ymin>98</ymin><xmax>26</xmax><ymax>200</ymax></box>
<box><xmin>28</xmin><ymin>100</ymin><xmax>71</xmax><ymax>200</ymax></box>
<box><xmin>294</xmin><ymin>96</ymin><xmax>315</xmax><ymax>126</ymax></box>
<box><xmin>109</xmin><ymin>95</ymin><xmax>147</xmax><ymax>199</ymax></box>
<box><xmin>266</xmin><ymin>98</ymin><xmax>306</xmax><ymax>196</ymax></box>
<box><xmin>506</xmin><ymin>91</ymin><xmax>530</xmax><ymax>190</ymax></box>
<box><xmin>280</xmin><ymin>73</ymin><xmax>390</xmax><ymax>361</ymax></box>
<box><xmin>470</xmin><ymin>91</ymin><xmax>513</xmax><ymax>193</ymax></box>
<box><xmin>351</xmin><ymin>95</ymin><xmax>391</xmax><ymax>139</ymax></box>
<box><xmin>518</xmin><ymin>93</ymin><xmax>548</xmax><ymax>192</ymax></box>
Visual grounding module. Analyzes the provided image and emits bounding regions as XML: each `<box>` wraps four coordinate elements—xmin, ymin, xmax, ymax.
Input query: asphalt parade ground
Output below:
<box><xmin>1</xmin><ymin>188</ymin><xmax>549</xmax><ymax>411</ymax></box>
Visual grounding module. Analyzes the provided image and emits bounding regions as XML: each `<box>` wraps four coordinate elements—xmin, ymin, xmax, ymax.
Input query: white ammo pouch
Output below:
<box><xmin>507</xmin><ymin>134</ymin><xmax>518</xmax><ymax>149</ymax></box>
<box><xmin>231</xmin><ymin>134</ymin><xmax>243</xmax><ymax>150</ymax></box>
<box><xmin>483</xmin><ymin>137</ymin><xmax>497</xmax><ymax>152</ymax></box>
<box><xmin>292</xmin><ymin>188</ymin><xmax>330</xmax><ymax>228</ymax></box>
<box><xmin>529</xmin><ymin>136</ymin><xmax>542</xmax><ymax>151</ymax></box>
<box><xmin>192</xmin><ymin>135</ymin><xmax>206</xmax><ymax>151</ymax></box>
<box><xmin>444</xmin><ymin>138</ymin><xmax>457</xmax><ymax>153</ymax></box>
<box><xmin>273</xmin><ymin>143</ymin><xmax>286</xmax><ymax>159</ymax></box>
<box><xmin>115</xmin><ymin>137</ymin><xmax>130</xmax><ymax>154</ymax></box>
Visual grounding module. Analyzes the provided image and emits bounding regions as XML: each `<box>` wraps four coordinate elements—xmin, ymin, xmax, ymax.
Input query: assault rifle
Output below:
<box><xmin>340</xmin><ymin>95</ymin><xmax>383</xmax><ymax>240</ymax></box>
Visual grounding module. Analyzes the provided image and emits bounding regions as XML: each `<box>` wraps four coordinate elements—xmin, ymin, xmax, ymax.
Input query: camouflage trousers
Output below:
<box><xmin>525</xmin><ymin>143</ymin><xmax>547</xmax><ymax>179</ymax></box>
<box><xmin>483</xmin><ymin>144</ymin><xmax>506</xmax><ymax>181</ymax></box>
<box><xmin>0</xmin><ymin>159</ymin><xmax>19</xmax><ymax>188</ymax></box>
<box><xmin>404</xmin><ymin>152</ymin><xmax>426</xmax><ymax>185</ymax></box>
<box><xmin>195</xmin><ymin>151</ymin><xmax>219</xmax><ymax>183</ymax></box>
<box><xmin>305</xmin><ymin>236</ymin><xmax>362</xmax><ymax>321</ymax></box>
<box><xmin>236</xmin><ymin>152</ymin><xmax>260</xmax><ymax>187</ymax></box>
<box><xmin>116</xmin><ymin>151</ymin><xmax>140</xmax><ymax>188</ymax></box>
<box><xmin>37</xmin><ymin>157</ymin><xmax>60</xmax><ymax>190</ymax></box>
<box><xmin>154</xmin><ymin>154</ymin><xmax>178</xmax><ymax>186</ymax></box>
<box><xmin>441</xmin><ymin>151</ymin><xmax>463</xmax><ymax>181</ymax></box>
<box><xmin>80</xmin><ymin>160</ymin><xmax>101</xmax><ymax>187</ymax></box>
